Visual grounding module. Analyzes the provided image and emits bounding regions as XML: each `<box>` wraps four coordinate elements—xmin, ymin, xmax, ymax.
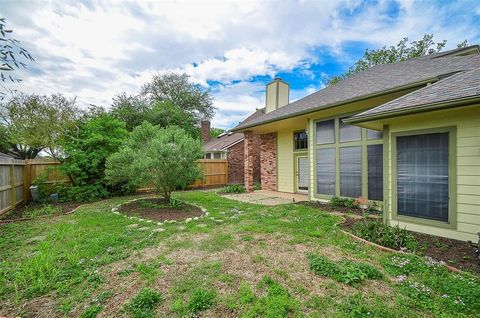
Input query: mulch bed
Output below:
<box><xmin>297</xmin><ymin>201</ymin><xmax>380</xmax><ymax>216</ymax></box>
<box><xmin>340</xmin><ymin>216</ymin><xmax>480</xmax><ymax>274</ymax></box>
<box><xmin>0</xmin><ymin>201</ymin><xmax>82</xmax><ymax>222</ymax></box>
<box><xmin>119</xmin><ymin>198</ymin><xmax>203</xmax><ymax>222</ymax></box>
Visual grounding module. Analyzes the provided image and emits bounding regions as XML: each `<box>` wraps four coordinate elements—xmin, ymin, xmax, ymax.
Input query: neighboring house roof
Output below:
<box><xmin>203</xmin><ymin>108</ymin><xmax>265</xmax><ymax>152</ymax></box>
<box><xmin>233</xmin><ymin>46</ymin><xmax>480</xmax><ymax>131</ymax></box>
<box><xmin>346</xmin><ymin>68</ymin><xmax>480</xmax><ymax>123</ymax></box>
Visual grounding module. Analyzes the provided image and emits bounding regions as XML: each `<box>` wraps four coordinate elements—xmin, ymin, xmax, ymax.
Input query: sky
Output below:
<box><xmin>2</xmin><ymin>0</ymin><xmax>480</xmax><ymax>129</ymax></box>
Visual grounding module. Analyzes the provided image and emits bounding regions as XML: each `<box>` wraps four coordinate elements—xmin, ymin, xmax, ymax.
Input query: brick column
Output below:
<box><xmin>244</xmin><ymin>131</ymin><xmax>254</xmax><ymax>192</ymax></box>
<box><xmin>260</xmin><ymin>133</ymin><xmax>277</xmax><ymax>191</ymax></box>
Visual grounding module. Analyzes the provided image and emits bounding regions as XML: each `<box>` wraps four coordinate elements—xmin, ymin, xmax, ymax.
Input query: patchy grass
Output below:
<box><xmin>0</xmin><ymin>191</ymin><xmax>479</xmax><ymax>317</ymax></box>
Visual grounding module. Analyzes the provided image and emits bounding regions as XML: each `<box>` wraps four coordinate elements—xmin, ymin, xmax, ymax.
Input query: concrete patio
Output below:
<box><xmin>220</xmin><ymin>190</ymin><xmax>309</xmax><ymax>206</ymax></box>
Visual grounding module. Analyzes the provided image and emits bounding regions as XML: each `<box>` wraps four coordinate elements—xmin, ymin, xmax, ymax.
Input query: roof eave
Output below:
<box><xmin>231</xmin><ymin>77</ymin><xmax>437</xmax><ymax>132</ymax></box>
<box><xmin>344</xmin><ymin>95</ymin><xmax>480</xmax><ymax>125</ymax></box>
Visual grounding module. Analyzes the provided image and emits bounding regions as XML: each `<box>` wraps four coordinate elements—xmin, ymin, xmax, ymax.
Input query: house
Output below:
<box><xmin>233</xmin><ymin>45</ymin><xmax>480</xmax><ymax>242</ymax></box>
<box><xmin>201</xmin><ymin>110</ymin><xmax>263</xmax><ymax>184</ymax></box>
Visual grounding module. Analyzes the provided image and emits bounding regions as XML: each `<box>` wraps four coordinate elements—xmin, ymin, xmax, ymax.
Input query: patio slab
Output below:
<box><xmin>221</xmin><ymin>190</ymin><xmax>309</xmax><ymax>206</ymax></box>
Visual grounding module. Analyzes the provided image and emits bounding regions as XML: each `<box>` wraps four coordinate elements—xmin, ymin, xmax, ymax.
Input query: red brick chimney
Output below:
<box><xmin>201</xmin><ymin>120</ymin><xmax>211</xmax><ymax>144</ymax></box>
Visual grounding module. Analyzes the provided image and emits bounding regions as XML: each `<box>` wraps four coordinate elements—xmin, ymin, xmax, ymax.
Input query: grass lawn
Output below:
<box><xmin>0</xmin><ymin>191</ymin><xmax>479</xmax><ymax>317</ymax></box>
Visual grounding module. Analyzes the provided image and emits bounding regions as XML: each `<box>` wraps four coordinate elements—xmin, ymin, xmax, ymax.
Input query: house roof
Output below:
<box><xmin>346</xmin><ymin>68</ymin><xmax>480</xmax><ymax>123</ymax></box>
<box><xmin>233</xmin><ymin>45</ymin><xmax>480</xmax><ymax>131</ymax></box>
<box><xmin>203</xmin><ymin>108</ymin><xmax>264</xmax><ymax>151</ymax></box>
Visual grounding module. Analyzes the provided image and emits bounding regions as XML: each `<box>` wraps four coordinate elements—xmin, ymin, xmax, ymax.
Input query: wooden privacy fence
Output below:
<box><xmin>190</xmin><ymin>159</ymin><xmax>228</xmax><ymax>188</ymax></box>
<box><xmin>0</xmin><ymin>158</ymin><xmax>68</xmax><ymax>216</ymax></box>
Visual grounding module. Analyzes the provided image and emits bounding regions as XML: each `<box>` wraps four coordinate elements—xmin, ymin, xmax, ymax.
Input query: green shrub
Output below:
<box><xmin>353</xmin><ymin>219</ymin><xmax>419</xmax><ymax>251</ymax></box>
<box><xmin>123</xmin><ymin>288</ymin><xmax>162</xmax><ymax>318</ymax></box>
<box><xmin>106</xmin><ymin>123</ymin><xmax>203</xmax><ymax>202</ymax></box>
<box><xmin>308</xmin><ymin>254</ymin><xmax>382</xmax><ymax>286</ymax></box>
<box><xmin>253</xmin><ymin>182</ymin><xmax>262</xmax><ymax>190</ymax></box>
<box><xmin>221</xmin><ymin>184</ymin><xmax>246</xmax><ymax>193</ymax></box>
<box><xmin>329</xmin><ymin>196</ymin><xmax>358</xmax><ymax>209</ymax></box>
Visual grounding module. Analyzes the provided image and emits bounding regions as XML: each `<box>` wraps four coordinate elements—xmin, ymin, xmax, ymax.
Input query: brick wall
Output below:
<box><xmin>252</xmin><ymin>134</ymin><xmax>261</xmax><ymax>184</ymax></box>
<box><xmin>244</xmin><ymin>131</ymin><xmax>254</xmax><ymax>191</ymax></box>
<box><xmin>260</xmin><ymin>133</ymin><xmax>277</xmax><ymax>191</ymax></box>
<box><xmin>227</xmin><ymin>141</ymin><xmax>244</xmax><ymax>184</ymax></box>
<box><xmin>201</xmin><ymin>120</ymin><xmax>211</xmax><ymax>144</ymax></box>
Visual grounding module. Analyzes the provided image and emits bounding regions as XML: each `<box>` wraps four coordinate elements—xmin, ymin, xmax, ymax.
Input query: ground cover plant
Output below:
<box><xmin>220</xmin><ymin>183</ymin><xmax>246</xmax><ymax>193</ymax></box>
<box><xmin>0</xmin><ymin>191</ymin><xmax>479</xmax><ymax>317</ymax></box>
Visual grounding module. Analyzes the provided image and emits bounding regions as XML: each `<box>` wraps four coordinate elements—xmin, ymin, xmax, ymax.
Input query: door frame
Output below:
<box><xmin>294</xmin><ymin>153</ymin><xmax>309</xmax><ymax>193</ymax></box>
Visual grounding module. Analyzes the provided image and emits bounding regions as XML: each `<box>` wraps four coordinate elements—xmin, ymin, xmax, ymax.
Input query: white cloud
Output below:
<box><xmin>2</xmin><ymin>0</ymin><xmax>479</xmax><ymax>129</ymax></box>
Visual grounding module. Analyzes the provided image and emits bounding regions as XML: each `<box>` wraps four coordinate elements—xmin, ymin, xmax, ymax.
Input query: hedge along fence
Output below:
<box><xmin>0</xmin><ymin>158</ymin><xmax>69</xmax><ymax>216</ymax></box>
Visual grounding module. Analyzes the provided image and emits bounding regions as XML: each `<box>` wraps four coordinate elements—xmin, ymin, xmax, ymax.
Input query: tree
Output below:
<box><xmin>210</xmin><ymin>127</ymin><xmax>225</xmax><ymax>139</ymax></box>
<box><xmin>140</xmin><ymin>72</ymin><xmax>215</xmax><ymax>123</ymax></box>
<box><xmin>327</xmin><ymin>34</ymin><xmax>469</xmax><ymax>85</ymax></box>
<box><xmin>0</xmin><ymin>124</ymin><xmax>9</xmax><ymax>153</ymax></box>
<box><xmin>110</xmin><ymin>93</ymin><xmax>149</xmax><ymax>131</ymax></box>
<box><xmin>61</xmin><ymin>114</ymin><xmax>128</xmax><ymax>201</ymax></box>
<box><xmin>106</xmin><ymin>123</ymin><xmax>203</xmax><ymax>202</ymax></box>
<box><xmin>0</xmin><ymin>93</ymin><xmax>79</xmax><ymax>159</ymax></box>
<box><xmin>0</xmin><ymin>18</ymin><xmax>34</xmax><ymax>99</ymax></box>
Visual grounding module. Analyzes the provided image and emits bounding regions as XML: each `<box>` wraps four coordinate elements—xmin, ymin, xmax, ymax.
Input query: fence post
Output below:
<box><xmin>24</xmin><ymin>160</ymin><xmax>30</xmax><ymax>201</ymax></box>
<box><xmin>9</xmin><ymin>163</ymin><xmax>16</xmax><ymax>207</ymax></box>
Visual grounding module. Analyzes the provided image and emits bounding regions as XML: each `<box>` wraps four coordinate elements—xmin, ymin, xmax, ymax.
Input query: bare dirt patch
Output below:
<box><xmin>297</xmin><ymin>201</ymin><xmax>381</xmax><ymax>216</ymax></box>
<box><xmin>0</xmin><ymin>201</ymin><xmax>82</xmax><ymax>222</ymax></box>
<box><xmin>119</xmin><ymin>198</ymin><xmax>203</xmax><ymax>222</ymax></box>
<box><xmin>340</xmin><ymin>217</ymin><xmax>480</xmax><ymax>274</ymax></box>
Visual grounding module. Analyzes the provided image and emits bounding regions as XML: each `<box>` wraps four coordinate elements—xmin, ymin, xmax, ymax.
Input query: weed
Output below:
<box><xmin>329</xmin><ymin>196</ymin><xmax>358</xmax><ymax>209</ymax></box>
<box><xmin>23</xmin><ymin>204</ymin><xmax>62</xmax><ymax>218</ymax></box>
<box><xmin>188</xmin><ymin>288</ymin><xmax>216</xmax><ymax>313</ymax></box>
<box><xmin>353</xmin><ymin>219</ymin><xmax>419</xmax><ymax>251</ymax></box>
<box><xmin>123</xmin><ymin>288</ymin><xmax>162</xmax><ymax>318</ymax></box>
<box><xmin>220</xmin><ymin>184</ymin><xmax>246</xmax><ymax>193</ymax></box>
<box><xmin>80</xmin><ymin>304</ymin><xmax>102</xmax><ymax>318</ymax></box>
<box><xmin>308</xmin><ymin>254</ymin><xmax>382</xmax><ymax>286</ymax></box>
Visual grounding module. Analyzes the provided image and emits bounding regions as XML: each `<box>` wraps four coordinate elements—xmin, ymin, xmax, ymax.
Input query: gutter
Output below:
<box><xmin>231</xmin><ymin>77</ymin><xmax>437</xmax><ymax>132</ymax></box>
<box><xmin>344</xmin><ymin>95</ymin><xmax>480</xmax><ymax>125</ymax></box>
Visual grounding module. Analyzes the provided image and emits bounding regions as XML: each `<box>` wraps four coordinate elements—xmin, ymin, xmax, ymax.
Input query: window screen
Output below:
<box><xmin>205</xmin><ymin>153</ymin><xmax>211</xmax><ymax>159</ymax></box>
<box><xmin>316</xmin><ymin>120</ymin><xmax>335</xmax><ymax>144</ymax></box>
<box><xmin>339</xmin><ymin>146</ymin><xmax>362</xmax><ymax>197</ymax></box>
<box><xmin>339</xmin><ymin>119</ymin><xmax>361</xmax><ymax>142</ymax></box>
<box><xmin>367</xmin><ymin>129</ymin><xmax>383</xmax><ymax>140</ymax></box>
<box><xmin>367</xmin><ymin>144</ymin><xmax>383</xmax><ymax>201</ymax></box>
<box><xmin>214</xmin><ymin>153</ymin><xmax>221</xmax><ymax>159</ymax></box>
<box><xmin>294</xmin><ymin>131</ymin><xmax>308</xmax><ymax>150</ymax></box>
<box><xmin>316</xmin><ymin>148</ymin><xmax>335</xmax><ymax>195</ymax></box>
<box><xmin>397</xmin><ymin>132</ymin><xmax>449</xmax><ymax>222</ymax></box>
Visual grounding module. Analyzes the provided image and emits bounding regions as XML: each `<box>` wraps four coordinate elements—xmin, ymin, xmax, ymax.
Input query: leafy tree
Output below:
<box><xmin>140</xmin><ymin>72</ymin><xmax>215</xmax><ymax>123</ymax></box>
<box><xmin>0</xmin><ymin>18</ymin><xmax>34</xmax><ymax>99</ymax></box>
<box><xmin>110</xmin><ymin>93</ymin><xmax>149</xmax><ymax>131</ymax></box>
<box><xmin>210</xmin><ymin>127</ymin><xmax>225</xmax><ymax>139</ymax></box>
<box><xmin>61</xmin><ymin>114</ymin><xmax>128</xmax><ymax>201</ymax></box>
<box><xmin>0</xmin><ymin>124</ymin><xmax>9</xmax><ymax>153</ymax></box>
<box><xmin>106</xmin><ymin>123</ymin><xmax>203</xmax><ymax>202</ymax></box>
<box><xmin>327</xmin><ymin>34</ymin><xmax>469</xmax><ymax>85</ymax></box>
<box><xmin>0</xmin><ymin>93</ymin><xmax>79</xmax><ymax>159</ymax></box>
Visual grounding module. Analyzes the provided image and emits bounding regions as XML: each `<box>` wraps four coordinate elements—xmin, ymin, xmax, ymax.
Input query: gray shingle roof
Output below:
<box><xmin>347</xmin><ymin>68</ymin><xmax>480</xmax><ymax>121</ymax></box>
<box><xmin>204</xmin><ymin>108</ymin><xmax>264</xmax><ymax>151</ymax></box>
<box><xmin>233</xmin><ymin>47</ymin><xmax>480</xmax><ymax>131</ymax></box>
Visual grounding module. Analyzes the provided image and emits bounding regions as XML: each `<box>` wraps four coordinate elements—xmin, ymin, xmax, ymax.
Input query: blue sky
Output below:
<box><xmin>2</xmin><ymin>0</ymin><xmax>480</xmax><ymax>129</ymax></box>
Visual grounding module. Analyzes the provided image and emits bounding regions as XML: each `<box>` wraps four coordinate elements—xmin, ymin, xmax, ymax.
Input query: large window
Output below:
<box><xmin>315</xmin><ymin>117</ymin><xmax>383</xmax><ymax>200</ymax></box>
<box><xmin>294</xmin><ymin>131</ymin><xmax>308</xmax><ymax>150</ymax></box>
<box><xmin>396</xmin><ymin>132</ymin><xmax>449</xmax><ymax>222</ymax></box>
<box><xmin>316</xmin><ymin>119</ymin><xmax>335</xmax><ymax>144</ymax></box>
<box><xmin>368</xmin><ymin>144</ymin><xmax>383</xmax><ymax>201</ymax></box>
<box><xmin>316</xmin><ymin>148</ymin><xmax>336</xmax><ymax>195</ymax></box>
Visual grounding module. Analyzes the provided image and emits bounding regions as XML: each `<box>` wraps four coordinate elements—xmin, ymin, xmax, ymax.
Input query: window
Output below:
<box><xmin>396</xmin><ymin>132</ymin><xmax>449</xmax><ymax>222</ymax></box>
<box><xmin>294</xmin><ymin>130</ymin><xmax>308</xmax><ymax>150</ymax></box>
<box><xmin>205</xmin><ymin>153</ymin><xmax>211</xmax><ymax>159</ymax></box>
<box><xmin>214</xmin><ymin>152</ymin><xmax>221</xmax><ymax>159</ymax></box>
<box><xmin>368</xmin><ymin>144</ymin><xmax>383</xmax><ymax>201</ymax></box>
<box><xmin>316</xmin><ymin>120</ymin><xmax>335</xmax><ymax>144</ymax></box>
<box><xmin>316</xmin><ymin>148</ymin><xmax>335</xmax><ymax>195</ymax></box>
<box><xmin>339</xmin><ymin>119</ymin><xmax>361</xmax><ymax>142</ymax></box>
<box><xmin>367</xmin><ymin>129</ymin><xmax>383</xmax><ymax>140</ymax></box>
<box><xmin>340</xmin><ymin>146</ymin><xmax>362</xmax><ymax>197</ymax></box>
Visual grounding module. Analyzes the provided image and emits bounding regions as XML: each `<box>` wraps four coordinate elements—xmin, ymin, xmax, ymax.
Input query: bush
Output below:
<box><xmin>123</xmin><ymin>288</ymin><xmax>162</xmax><ymax>318</ymax></box>
<box><xmin>308</xmin><ymin>254</ymin><xmax>382</xmax><ymax>286</ymax></box>
<box><xmin>221</xmin><ymin>184</ymin><xmax>246</xmax><ymax>193</ymax></box>
<box><xmin>61</xmin><ymin>114</ymin><xmax>128</xmax><ymax>201</ymax></box>
<box><xmin>353</xmin><ymin>219</ymin><xmax>419</xmax><ymax>251</ymax></box>
<box><xmin>106</xmin><ymin>123</ymin><xmax>203</xmax><ymax>202</ymax></box>
<box><xmin>253</xmin><ymin>182</ymin><xmax>262</xmax><ymax>190</ymax></box>
<box><xmin>329</xmin><ymin>196</ymin><xmax>358</xmax><ymax>209</ymax></box>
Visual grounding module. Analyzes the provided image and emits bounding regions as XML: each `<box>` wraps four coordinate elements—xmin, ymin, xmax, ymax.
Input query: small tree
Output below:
<box><xmin>106</xmin><ymin>123</ymin><xmax>203</xmax><ymax>202</ymax></box>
